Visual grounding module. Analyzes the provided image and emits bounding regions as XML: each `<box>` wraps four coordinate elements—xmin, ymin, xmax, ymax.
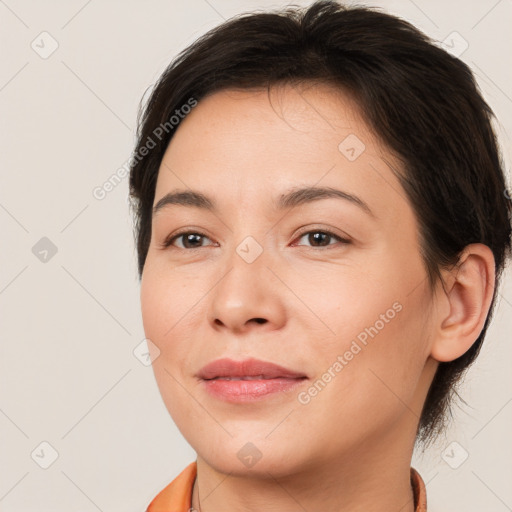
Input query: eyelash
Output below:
<box><xmin>161</xmin><ymin>228</ymin><xmax>350</xmax><ymax>250</ymax></box>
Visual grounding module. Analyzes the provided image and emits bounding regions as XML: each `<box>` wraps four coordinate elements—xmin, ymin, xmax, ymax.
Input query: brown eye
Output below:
<box><xmin>295</xmin><ymin>230</ymin><xmax>350</xmax><ymax>248</ymax></box>
<box><xmin>164</xmin><ymin>232</ymin><xmax>213</xmax><ymax>249</ymax></box>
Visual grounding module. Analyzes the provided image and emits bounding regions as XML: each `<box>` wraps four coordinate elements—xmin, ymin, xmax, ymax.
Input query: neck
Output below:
<box><xmin>191</xmin><ymin>422</ymin><xmax>418</xmax><ymax>512</ymax></box>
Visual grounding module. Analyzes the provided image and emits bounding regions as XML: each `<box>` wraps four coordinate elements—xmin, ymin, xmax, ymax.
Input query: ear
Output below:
<box><xmin>430</xmin><ymin>243</ymin><xmax>496</xmax><ymax>363</ymax></box>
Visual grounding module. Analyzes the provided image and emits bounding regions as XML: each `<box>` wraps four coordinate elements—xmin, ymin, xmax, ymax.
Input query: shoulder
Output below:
<box><xmin>146</xmin><ymin>461</ymin><xmax>197</xmax><ymax>512</ymax></box>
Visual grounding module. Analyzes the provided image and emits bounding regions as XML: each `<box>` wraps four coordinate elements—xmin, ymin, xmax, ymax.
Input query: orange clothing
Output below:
<box><xmin>147</xmin><ymin>461</ymin><xmax>427</xmax><ymax>511</ymax></box>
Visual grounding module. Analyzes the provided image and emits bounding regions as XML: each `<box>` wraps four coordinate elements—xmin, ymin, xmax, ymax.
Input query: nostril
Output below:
<box><xmin>253</xmin><ymin>318</ymin><xmax>267</xmax><ymax>324</ymax></box>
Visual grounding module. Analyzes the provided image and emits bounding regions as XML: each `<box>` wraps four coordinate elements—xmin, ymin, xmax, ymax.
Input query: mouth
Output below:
<box><xmin>197</xmin><ymin>358</ymin><xmax>308</xmax><ymax>402</ymax></box>
<box><xmin>205</xmin><ymin>375</ymin><xmax>307</xmax><ymax>381</ymax></box>
<box><xmin>197</xmin><ymin>357</ymin><xmax>307</xmax><ymax>380</ymax></box>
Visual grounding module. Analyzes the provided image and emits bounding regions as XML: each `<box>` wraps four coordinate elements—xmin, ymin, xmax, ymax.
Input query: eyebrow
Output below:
<box><xmin>152</xmin><ymin>186</ymin><xmax>374</xmax><ymax>217</ymax></box>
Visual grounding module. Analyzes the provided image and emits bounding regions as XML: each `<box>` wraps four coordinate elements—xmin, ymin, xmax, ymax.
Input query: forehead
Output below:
<box><xmin>175</xmin><ymin>83</ymin><xmax>375</xmax><ymax>151</ymax></box>
<box><xmin>154</xmin><ymin>84</ymin><xmax>408</xmax><ymax>220</ymax></box>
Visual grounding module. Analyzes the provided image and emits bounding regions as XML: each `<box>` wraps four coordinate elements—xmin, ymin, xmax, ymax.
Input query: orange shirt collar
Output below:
<box><xmin>147</xmin><ymin>462</ymin><xmax>427</xmax><ymax>511</ymax></box>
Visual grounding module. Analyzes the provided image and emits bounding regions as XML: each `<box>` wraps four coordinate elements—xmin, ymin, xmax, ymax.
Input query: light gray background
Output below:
<box><xmin>1</xmin><ymin>1</ymin><xmax>511</xmax><ymax>511</ymax></box>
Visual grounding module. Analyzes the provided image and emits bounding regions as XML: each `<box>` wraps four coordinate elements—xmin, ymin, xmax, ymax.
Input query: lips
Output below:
<box><xmin>198</xmin><ymin>357</ymin><xmax>308</xmax><ymax>402</ymax></box>
<box><xmin>197</xmin><ymin>357</ymin><xmax>307</xmax><ymax>381</ymax></box>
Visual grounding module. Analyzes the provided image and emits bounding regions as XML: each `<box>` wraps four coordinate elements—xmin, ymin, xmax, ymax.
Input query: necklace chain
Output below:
<box><xmin>194</xmin><ymin>473</ymin><xmax>201</xmax><ymax>512</ymax></box>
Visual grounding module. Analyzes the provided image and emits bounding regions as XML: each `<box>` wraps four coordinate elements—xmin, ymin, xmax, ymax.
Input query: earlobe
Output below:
<box><xmin>430</xmin><ymin>244</ymin><xmax>495</xmax><ymax>363</ymax></box>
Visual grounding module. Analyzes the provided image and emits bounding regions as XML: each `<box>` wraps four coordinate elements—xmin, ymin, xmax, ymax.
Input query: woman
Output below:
<box><xmin>128</xmin><ymin>1</ymin><xmax>511</xmax><ymax>510</ymax></box>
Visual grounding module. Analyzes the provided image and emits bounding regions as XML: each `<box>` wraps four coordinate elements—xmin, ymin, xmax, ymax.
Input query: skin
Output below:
<box><xmin>140</xmin><ymin>83</ymin><xmax>495</xmax><ymax>512</ymax></box>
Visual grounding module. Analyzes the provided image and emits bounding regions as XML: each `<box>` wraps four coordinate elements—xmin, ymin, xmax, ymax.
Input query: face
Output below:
<box><xmin>140</xmin><ymin>83</ymin><xmax>438</xmax><ymax>477</ymax></box>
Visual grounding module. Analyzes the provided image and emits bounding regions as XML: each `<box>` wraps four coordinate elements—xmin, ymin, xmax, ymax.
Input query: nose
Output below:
<box><xmin>207</xmin><ymin>242</ymin><xmax>286</xmax><ymax>335</ymax></box>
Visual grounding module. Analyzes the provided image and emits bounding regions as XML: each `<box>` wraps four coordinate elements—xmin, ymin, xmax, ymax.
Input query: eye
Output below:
<box><xmin>160</xmin><ymin>228</ymin><xmax>350</xmax><ymax>250</ymax></box>
<box><xmin>293</xmin><ymin>229</ymin><xmax>350</xmax><ymax>248</ymax></box>
<box><xmin>162</xmin><ymin>231</ymin><xmax>214</xmax><ymax>249</ymax></box>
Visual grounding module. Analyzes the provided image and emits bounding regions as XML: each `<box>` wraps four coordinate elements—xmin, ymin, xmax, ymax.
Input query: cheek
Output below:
<box><xmin>141</xmin><ymin>251</ymin><xmax>197</xmax><ymax>335</ymax></box>
<box><xmin>140</xmin><ymin>258</ymin><xmax>202</xmax><ymax>371</ymax></box>
<box><xmin>294</xmin><ymin>257</ymin><xmax>431</xmax><ymax>423</ymax></box>
<box><xmin>282</xmin><ymin>256</ymin><xmax>401</xmax><ymax>353</ymax></box>
<box><xmin>140</xmin><ymin>261</ymin><xmax>205</xmax><ymax>424</ymax></box>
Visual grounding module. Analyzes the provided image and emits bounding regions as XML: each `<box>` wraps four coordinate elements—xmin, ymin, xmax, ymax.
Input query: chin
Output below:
<box><xmin>196</xmin><ymin>436</ymin><xmax>308</xmax><ymax>478</ymax></box>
